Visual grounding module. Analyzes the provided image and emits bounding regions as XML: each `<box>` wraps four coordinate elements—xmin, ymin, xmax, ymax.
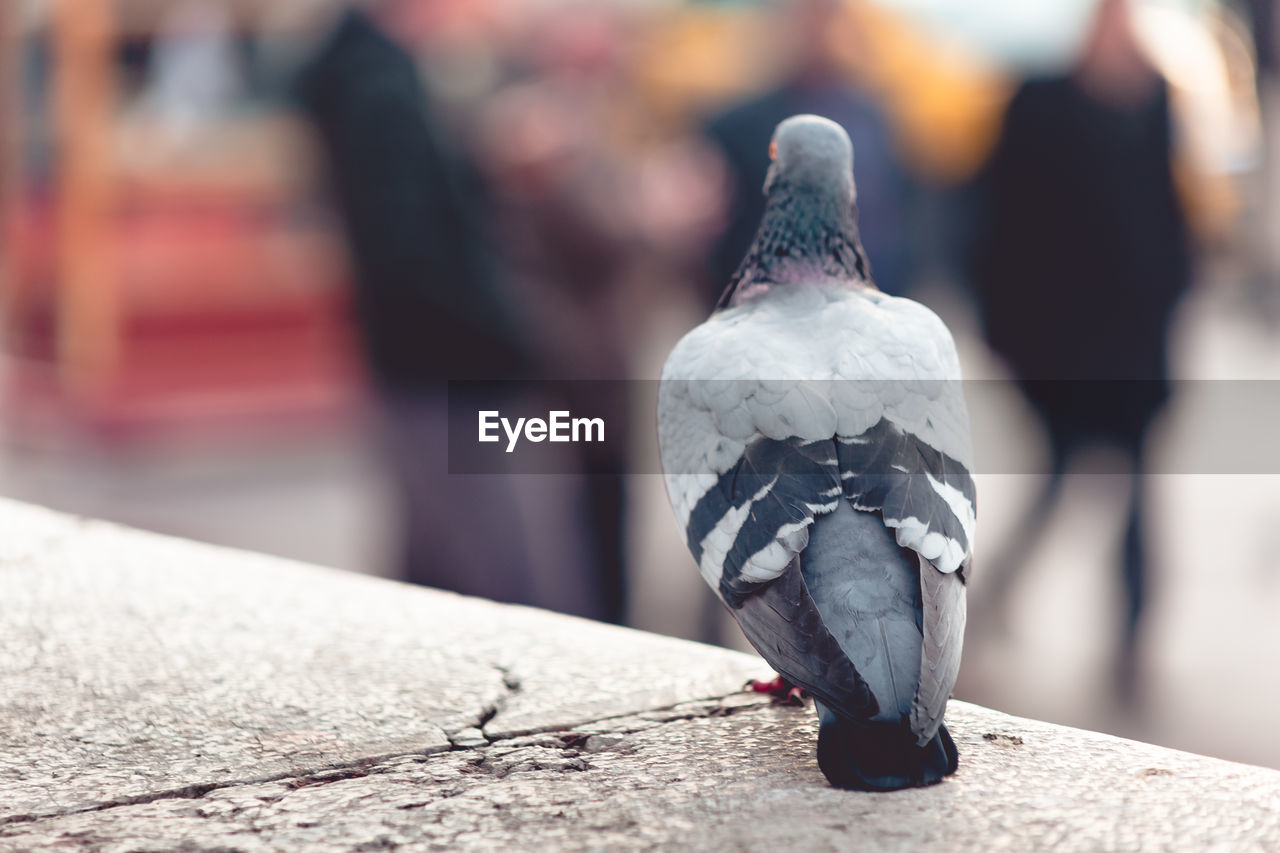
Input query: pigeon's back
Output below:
<box><xmin>657</xmin><ymin>115</ymin><xmax>975</xmax><ymax>791</ymax></box>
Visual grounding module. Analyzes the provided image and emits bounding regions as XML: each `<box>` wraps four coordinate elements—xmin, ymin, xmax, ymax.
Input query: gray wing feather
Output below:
<box><xmin>733</xmin><ymin>556</ymin><xmax>879</xmax><ymax>721</ymax></box>
<box><xmin>910</xmin><ymin>555</ymin><xmax>967</xmax><ymax>744</ymax></box>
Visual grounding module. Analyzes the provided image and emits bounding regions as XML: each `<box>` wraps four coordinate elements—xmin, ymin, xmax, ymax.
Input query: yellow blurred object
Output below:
<box><xmin>844</xmin><ymin>1</ymin><xmax>1012</xmax><ymax>184</ymax></box>
<box><xmin>631</xmin><ymin>6</ymin><xmax>782</xmax><ymax>129</ymax></box>
<box><xmin>631</xmin><ymin>1</ymin><xmax>1010</xmax><ymax>184</ymax></box>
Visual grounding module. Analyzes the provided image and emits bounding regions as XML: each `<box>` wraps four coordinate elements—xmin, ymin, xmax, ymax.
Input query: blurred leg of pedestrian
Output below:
<box><xmin>293</xmin><ymin>10</ymin><xmax>624</xmax><ymax>619</ymax></box>
<box><xmin>379</xmin><ymin>392</ymin><xmax>605</xmax><ymax>620</ymax></box>
<box><xmin>1114</xmin><ymin>434</ymin><xmax>1151</xmax><ymax>708</ymax></box>
<box><xmin>379</xmin><ymin>394</ymin><xmax>535</xmax><ymax>605</ymax></box>
<box><xmin>972</xmin><ymin>406</ymin><xmax>1072</xmax><ymax>639</ymax></box>
<box><xmin>583</xmin><ymin>462</ymin><xmax>627</xmax><ymax>625</ymax></box>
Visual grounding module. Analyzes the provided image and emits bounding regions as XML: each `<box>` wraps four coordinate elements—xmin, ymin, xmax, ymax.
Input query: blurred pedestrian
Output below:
<box><xmin>293</xmin><ymin>5</ymin><xmax>610</xmax><ymax>620</ymax></box>
<box><xmin>702</xmin><ymin>0</ymin><xmax>914</xmax><ymax>305</ymax></box>
<box><xmin>472</xmin><ymin>7</ymin><xmax>652</xmax><ymax>626</ymax></box>
<box><xmin>968</xmin><ymin>0</ymin><xmax>1194</xmax><ymax>701</ymax></box>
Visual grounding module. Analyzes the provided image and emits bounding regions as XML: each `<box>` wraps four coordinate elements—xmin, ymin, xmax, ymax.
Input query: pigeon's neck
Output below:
<box><xmin>719</xmin><ymin>181</ymin><xmax>871</xmax><ymax>309</ymax></box>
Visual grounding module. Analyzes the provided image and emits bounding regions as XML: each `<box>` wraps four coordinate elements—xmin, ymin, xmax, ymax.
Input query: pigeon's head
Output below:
<box><xmin>720</xmin><ymin>112</ymin><xmax>868</xmax><ymax>304</ymax></box>
<box><xmin>764</xmin><ymin>115</ymin><xmax>855</xmax><ymax>202</ymax></box>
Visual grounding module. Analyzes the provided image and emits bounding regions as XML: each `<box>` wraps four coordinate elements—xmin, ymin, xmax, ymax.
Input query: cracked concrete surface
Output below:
<box><xmin>3</xmin><ymin>498</ymin><xmax>1280</xmax><ymax>851</ymax></box>
<box><xmin>0</xmin><ymin>499</ymin><xmax>759</xmax><ymax>824</ymax></box>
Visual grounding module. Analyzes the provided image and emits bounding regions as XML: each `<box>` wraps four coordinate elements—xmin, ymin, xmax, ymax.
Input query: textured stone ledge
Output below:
<box><xmin>1</xmin><ymin>498</ymin><xmax>1277</xmax><ymax>851</ymax></box>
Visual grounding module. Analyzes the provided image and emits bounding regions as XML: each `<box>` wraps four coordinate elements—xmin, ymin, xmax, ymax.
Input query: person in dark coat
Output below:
<box><xmin>294</xmin><ymin>9</ymin><xmax>525</xmax><ymax>389</ymax></box>
<box><xmin>968</xmin><ymin>0</ymin><xmax>1193</xmax><ymax>700</ymax></box>
<box><xmin>293</xmin><ymin>8</ymin><xmax>609</xmax><ymax>621</ymax></box>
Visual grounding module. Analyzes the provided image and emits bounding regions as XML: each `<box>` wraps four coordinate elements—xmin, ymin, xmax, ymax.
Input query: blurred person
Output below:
<box><xmin>968</xmin><ymin>0</ymin><xmax>1194</xmax><ymax>702</ymax></box>
<box><xmin>293</xmin><ymin>4</ymin><xmax>611</xmax><ymax>621</ymax></box>
<box><xmin>472</xmin><ymin>7</ymin><xmax>648</xmax><ymax>626</ymax></box>
<box><xmin>702</xmin><ymin>0</ymin><xmax>914</xmax><ymax>305</ymax></box>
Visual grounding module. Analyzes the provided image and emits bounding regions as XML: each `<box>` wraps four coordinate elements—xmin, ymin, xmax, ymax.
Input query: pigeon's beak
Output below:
<box><xmin>769</xmin><ymin>140</ymin><xmax>778</xmax><ymax>161</ymax></box>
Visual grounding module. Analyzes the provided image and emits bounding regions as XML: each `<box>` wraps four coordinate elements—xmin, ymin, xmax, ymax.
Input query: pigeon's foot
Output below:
<box><xmin>818</xmin><ymin>717</ymin><xmax>958</xmax><ymax>791</ymax></box>
<box><xmin>746</xmin><ymin>675</ymin><xmax>808</xmax><ymax>706</ymax></box>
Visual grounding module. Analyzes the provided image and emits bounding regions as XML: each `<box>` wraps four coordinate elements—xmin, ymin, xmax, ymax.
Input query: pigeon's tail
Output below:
<box><xmin>817</xmin><ymin>715</ymin><xmax>957</xmax><ymax>791</ymax></box>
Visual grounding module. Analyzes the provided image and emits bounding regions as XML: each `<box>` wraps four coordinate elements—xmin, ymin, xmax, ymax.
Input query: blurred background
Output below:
<box><xmin>3</xmin><ymin>0</ymin><xmax>1280</xmax><ymax>771</ymax></box>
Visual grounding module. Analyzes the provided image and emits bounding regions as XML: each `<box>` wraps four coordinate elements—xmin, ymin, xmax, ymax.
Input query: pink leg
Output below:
<box><xmin>745</xmin><ymin>675</ymin><xmax>808</xmax><ymax>705</ymax></box>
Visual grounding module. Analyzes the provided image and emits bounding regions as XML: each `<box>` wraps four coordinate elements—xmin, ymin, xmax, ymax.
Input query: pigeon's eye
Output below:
<box><xmin>769</xmin><ymin>140</ymin><xmax>777</xmax><ymax>161</ymax></box>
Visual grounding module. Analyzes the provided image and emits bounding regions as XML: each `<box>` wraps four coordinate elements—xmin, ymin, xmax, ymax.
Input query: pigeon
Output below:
<box><xmin>657</xmin><ymin>115</ymin><xmax>975</xmax><ymax>791</ymax></box>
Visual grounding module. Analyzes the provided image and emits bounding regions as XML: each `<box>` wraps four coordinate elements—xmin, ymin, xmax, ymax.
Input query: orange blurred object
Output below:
<box><xmin>846</xmin><ymin>1</ymin><xmax>1012</xmax><ymax>184</ymax></box>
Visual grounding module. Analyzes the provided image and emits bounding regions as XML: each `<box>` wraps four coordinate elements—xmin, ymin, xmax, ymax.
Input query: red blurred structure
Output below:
<box><xmin>0</xmin><ymin>0</ymin><xmax>361</xmax><ymax>445</ymax></box>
